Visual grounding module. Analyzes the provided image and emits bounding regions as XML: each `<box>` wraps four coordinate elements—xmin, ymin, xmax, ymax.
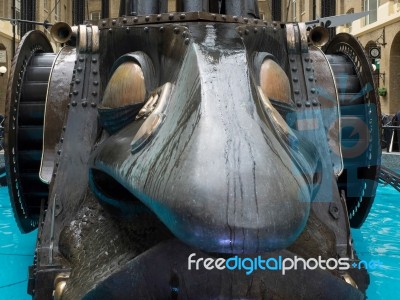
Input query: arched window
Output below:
<box><xmin>345</xmin><ymin>8</ymin><xmax>354</xmax><ymax>32</ymax></box>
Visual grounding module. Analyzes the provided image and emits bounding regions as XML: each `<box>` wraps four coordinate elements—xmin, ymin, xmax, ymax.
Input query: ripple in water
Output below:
<box><xmin>352</xmin><ymin>183</ymin><xmax>400</xmax><ymax>300</ymax></box>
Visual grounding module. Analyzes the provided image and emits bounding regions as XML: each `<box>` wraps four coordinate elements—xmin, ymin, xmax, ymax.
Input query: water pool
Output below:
<box><xmin>0</xmin><ymin>184</ymin><xmax>399</xmax><ymax>299</ymax></box>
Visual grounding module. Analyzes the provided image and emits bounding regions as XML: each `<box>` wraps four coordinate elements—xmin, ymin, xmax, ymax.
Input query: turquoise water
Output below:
<box><xmin>351</xmin><ymin>183</ymin><xmax>400</xmax><ymax>300</ymax></box>
<box><xmin>0</xmin><ymin>187</ymin><xmax>36</xmax><ymax>300</ymax></box>
<box><xmin>0</xmin><ymin>184</ymin><xmax>399</xmax><ymax>299</ymax></box>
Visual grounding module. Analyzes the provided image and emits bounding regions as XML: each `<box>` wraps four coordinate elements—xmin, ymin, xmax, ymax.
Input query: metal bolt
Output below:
<box><xmin>71</xmin><ymin>101</ymin><xmax>77</xmax><ymax>106</ymax></box>
<box><xmin>91</xmin><ymin>102</ymin><xmax>97</xmax><ymax>108</ymax></box>
<box><xmin>305</xmin><ymin>101</ymin><xmax>311</xmax><ymax>107</ymax></box>
<box><xmin>145</xmin><ymin>16</ymin><xmax>150</xmax><ymax>22</ymax></box>
<box><xmin>75</xmin><ymin>79</ymin><xmax>81</xmax><ymax>84</ymax></box>
<box><xmin>180</xmin><ymin>13</ymin><xmax>186</xmax><ymax>20</ymax></box>
<box><xmin>92</xmin><ymin>58</ymin><xmax>97</xmax><ymax>63</ymax></box>
<box><xmin>82</xmin><ymin>101</ymin><xmax>88</xmax><ymax>107</ymax></box>
<box><xmin>144</xmin><ymin>27</ymin><xmax>149</xmax><ymax>32</ymax></box>
<box><xmin>312</xmin><ymin>100</ymin><xmax>319</xmax><ymax>106</ymax></box>
<box><xmin>169</xmin><ymin>14</ymin><xmax>174</xmax><ymax>20</ymax></box>
<box><xmin>122</xmin><ymin>18</ymin><xmax>127</xmax><ymax>23</ymax></box>
<box><xmin>73</xmin><ymin>90</ymin><xmax>78</xmax><ymax>95</ymax></box>
<box><xmin>93</xmin><ymin>81</ymin><xmax>99</xmax><ymax>86</ymax></box>
<box><xmin>290</xmin><ymin>57</ymin><xmax>295</xmax><ymax>62</ymax></box>
<box><xmin>174</xmin><ymin>27</ymin><xmax>180</xmax><ymax>34</ymax></box>
<box><xmin>157</xmin><ymin>14</ymin><xmax>162</xmax><ymax>21</ymax></box>
<box><xmin>243</xmin><ymin>17</ymin><xmax>249</xmax><ymax>23</ymax></box>
<box><xmin>159</xmin><ymin>26</ymin><xmax>164</xmax><ymax>32</ymax></box>
<box><xmin>292</xmin><ymin>67</ymin><xmax>297</xmax><ymax>72</ymax></box>
<box><xmin>112</xmin><ymin>19</ymin><xmax>116</xmax><ymax>25</ymax></box>
<box><xmin>102</xmin><ymin>20</ymin><xmax>106</xmax><ymax>26</ymax></box>
<box><xmin>184</xmin><ymin>38</ymin><xmax>190</xmax><ymax>45</ymax></box>
<box><xmin>93</xmin><ymin>70</ymin><xmax>98</xmax><ymax>75</ymax></box>
<box><xmin>79</xmin><ymin>57</ymin><xmax>84</xmax><ymax>62</ymax></box>
<box><xmin>77</xmin><ymin>67</ymin><xmax>82</xmax><ymax>72</ymax></box>
<box><xmin>311</xmin><ymin>88</ymin><xmax>316</xmax><ymax>94</ymax></box>
<box><xmin>92</xmin><ymin>91</ymin><xmax>98</xmax><ymax>96</ymax></box>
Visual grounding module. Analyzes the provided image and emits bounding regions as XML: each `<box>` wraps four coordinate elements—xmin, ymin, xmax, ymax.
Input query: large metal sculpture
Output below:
<box><xmin>4</xmin><ymin>0</ymin><xmax>381</xmax><ymax>299</ymax></box>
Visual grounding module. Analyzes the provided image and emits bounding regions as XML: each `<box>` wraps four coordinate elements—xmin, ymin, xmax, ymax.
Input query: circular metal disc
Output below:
<box><xmin>4</xmin><ymin>30</ymin><xmax>54</xmax><ymax>232</ymax></box>
<box><xmin>325</xmin><ymin>33</ymin><xmax>381</xmax><ymax>228</ymax></box>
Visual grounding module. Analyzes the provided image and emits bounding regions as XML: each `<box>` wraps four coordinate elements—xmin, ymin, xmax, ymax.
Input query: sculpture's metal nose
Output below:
<box><xmin>90</xmin><ymin>35</ymin><xmax>320</xmax><ymax>254</ymax></box>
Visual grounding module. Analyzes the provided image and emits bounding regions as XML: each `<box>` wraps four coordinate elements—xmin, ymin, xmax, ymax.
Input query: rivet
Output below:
<box><xmin>144</xmin><ymin>27</ymin><xmax>149</xmax><ymax>32</ymax></box>
<box><xmin>294</xmin><ymin>90</ymin><xmax>300</xmax><ymax>95</ymax></box>
<box><xmin>93</xmin><ymin>70</ymin><xmax>98</xmax><ymax>75</ymax></box>
<box><xmin>77</xmin><ymin>67</ymin><xmax>82</xmax><ymax>72</ymax></box>
<box><xmin>174</xmin><ymin>27</ymin><xmax>180</xmax><ymax>34</ymax></box>
<box><xmin>126</xmin><ymin>27</ymin><xmax>130</xmax><ymax>32</ymax></box>
<box><xmin>71</xmin><ymin>101</ymin><xmax>77</xmax><ymax>106</ymax></box>
<box><xmin>75</xmin><ymin>79</ymin><xmax>81</xmax><ymax>84</ymax></box>
<box><xmin>112</xmin><ymin>19</ymin><xmax>116</xmax><ymax>25</ymax></box>
<box><xmin>222</xmin><ymin>15</ymin><xmax>226</xmax><ymax>21</ymax></box>
<box><xmin>244</xmin><ymin>17</ymin><xmax>249</xmax><ymax>23</ymax></box>
<box><xmin>60</xmin><ymin>138</ymin><xmax>64</xmax><ymax>143</ymax></box>
<box><xmin>305</xmin><ymin>101</ymin><xmax>311</xmax><ymax>107</ymax></box>
<box><xmin>308</xmin><ymin>77</ymin><xmax>314</xmax><ymax>81</ymax></box>
<box><xmin>290</xmin><ymin>57</ymin><xmax>295</xmax><ymax>62</ymax></box>
<box><xmin>91</xmin><ymin>102</ymin><xmax>97</xmax><ymax>108</ymax></box>
<box><xmin>293</xmin><ymin>78</ymin><xmax>298</xmax><ymax>82</ymax></box>
<box><xmin>69</xmin><ymin>93</ymin><xmax>72</xmax><ymax>98</ymax></box>
<box><xmin>273</xmin><ymin>21</ymin><xmax>277</xmax><ymax>26</ymax></box>
<box><xmin>184</xmin><ymin>38</ymin><xmax>190</xmax><ymax>45</ymax></box>
<box><xmin>73</xmin><ymin>90</ymin><xmax>78</xmax><ymax>95</ymax></box>
<box><xmin>306</xmin><ymin>67</ymin><xmax>312</xmax><ymax>71</ymax></box>
<box><xmin>312</xmin><ymin>100</ymin><xmax>319</xmax><ymax>106</ymax></box>
<box><xmin>311</xmin><ymin>88</ymin><xmax>316</xmax><ymax>94</ymax></box>
<box><xmin>304</xmin><ymin>57</ymin><xmax>310</xmax><ymax>62</ymax></box>
<box><xmin>70</xmin><ymin>81</ymin><xmax>74</xmax><ymax>86</ymax></box>
<box><xmin>108</xmin><ymin>28</ymin><xmax>112</xmax><ymax>33</ymax></box>
<box><xmin>93</xmin><ymin>81</ymin><xmax>99</xmax><ymax>86</ymax></box>
<box><xmin>254</xmin><ymin>19</ymin><xmax>259</xmax><ymax>24</ymax></box>
<box><xmin>245</xmin><ymin>29</ymin><xmax>249</xmax><ymax>35</ymax></box>
<box><xmin>233</xmin><ymin>16</ymin><xmax>238</xmax><ymax>21</ymax></box>
<box><xmin>159</xmin><ymin>26</ymin><xmax>164</xmax><ymax>32</ymax></box>
<box><xmin>169</xmin><ymin>14</ymin><xmax>174</xmax><ymax>20</ymax></box>
<box><xmin>254</xmin><ymin>28</ymin><xmax>258</xmax><ymax>33</ymax></box>
<box><xmin>63</xmin><ymin>126</ymin><xmax>66</xmax><ymax>131</ymax></box>
<box><xmin>82</xmin><ymin>101</ymin><xmax>88</xmax><ymax>107</ymax></box>
<box><xmin>102</xmin><ymin>20</ymin><xmax>106</xmax><ymax>26</ymax></box>
<box><xmin>145</xmin><ymin>16</ymin><xmax>150</xmax><ymax>22</ymax></box>
<box><xmin>92</xmin><ymin>91</ymin><xmax>98</xmax><ymax>96</ymax></box>
<box><xmin>79</xmin><ymin>57</ymin><xmax>84</xmax><ymax>62</ymax></box>
<box><xmin>180</xmin><ymin>13</ymin><xmax>185</xmax><ymax>20</ymax></box>
<box><xmin>292</xmin><ymin>67</ymin><xmax>297</xmax><ymax>72</ymax></box>
<box><xmin>122</xmin><ymin>18</ymin><xmax>127</xmax><ymax>23</ymax></box>
<box><xmin>211</xmin><ymin>14</ymin><xmax>216</xmax><ymax>20</ymax></box>
<box><xmin>296</xmin><ymin>102</ymin><xmax>302</xmax><ymax>107</ymax></box>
